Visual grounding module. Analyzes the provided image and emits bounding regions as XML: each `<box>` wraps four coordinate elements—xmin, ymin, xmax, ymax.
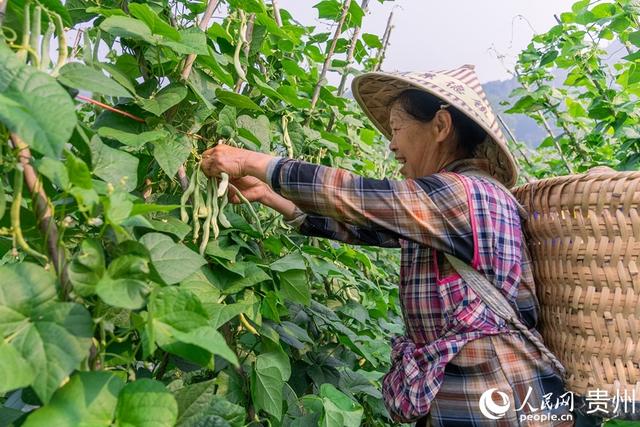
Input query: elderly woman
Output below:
<box><xmin>201</xmin><ymin>65</ymin><xmax>571</xmax><ymax>426</ymax></box>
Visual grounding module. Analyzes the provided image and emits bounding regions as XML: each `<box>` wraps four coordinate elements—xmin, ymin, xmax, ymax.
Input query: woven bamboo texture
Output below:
<box><xmin>512</xmin><ymin>171</ymin><xmax>640</xmax><ymax>396</ymax></box>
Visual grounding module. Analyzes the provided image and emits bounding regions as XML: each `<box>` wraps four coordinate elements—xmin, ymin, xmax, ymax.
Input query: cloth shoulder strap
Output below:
<box><xmin>444</xmin><ymin>253</ymin><xmax>565</xmax><ymax>377</ymax></box>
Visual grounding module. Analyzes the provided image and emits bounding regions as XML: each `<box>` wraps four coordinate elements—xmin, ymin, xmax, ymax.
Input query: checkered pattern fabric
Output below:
<box><xmin>268</xmin><ymin>157</ymin><xmax>568</xmax><ymax>425</ymax></box>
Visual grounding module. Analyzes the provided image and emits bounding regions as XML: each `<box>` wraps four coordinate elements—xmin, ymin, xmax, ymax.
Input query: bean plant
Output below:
<box><xmin>0</xmin><ymin>0</ymin><xmax>405</xmax><ymax>425</ymax></box>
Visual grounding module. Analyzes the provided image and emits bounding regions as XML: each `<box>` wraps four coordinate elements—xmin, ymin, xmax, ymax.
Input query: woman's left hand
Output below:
<box><xmin>201</xmin><ymin>143</ymin><xmax>252</xmax><ymax>178</ymax></box>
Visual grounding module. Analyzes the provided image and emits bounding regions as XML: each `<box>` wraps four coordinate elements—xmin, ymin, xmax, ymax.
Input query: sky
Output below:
<box><xmin>277</xmin><ymin>0</ymin><xmax>578</xmax><ymax>84</ymax></box>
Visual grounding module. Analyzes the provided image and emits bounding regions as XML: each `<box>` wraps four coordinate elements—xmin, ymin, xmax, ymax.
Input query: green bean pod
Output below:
<box><xmin>199</xmin><ymin>179</ymin><xmax>214</xmax><ymax>255</ymax></box>
<box><xmin>51</xmin><ymin>13</ymin><xmax>67</xmax><ymax>76</ymax></box>
<box><xmin>40</xmin><ymin>21</ymin><xmax>55</xmax><ymax>71</ymax></box>
<box><xmin>180</xmin><ymin>166</ymin><xmax>198</xmax><ymax>223</ymax></box>
<box><xmin>16</xmin><ymin>2</ymin><xmax>30</xmax><ymax>62</ymax></box>
<box><xmin>233</xmin><ymin>40</ymin><xmax>246</xmax><ymax>82</ymax></box>
<box><xmin>217</xmin><ymin>192</ymin><xmax>231</xmax><ymax>228</ymax></box>
<box><xmin>11</xmin><ymin>166</ymin><xmax>47</xmax><ymax>262</ymax></box>
<box><xmin>217</xmin><ymin>172</ymin><xmax>229</xmax><ymax>197</ymax></box>
<box><xmin>191</xmin><ymin>169</ymin><xmax>203</xmax><ymax>242</ymax></box>
<box><xmin>29</xmin><ymin>6</ymin><xmax>41</xmax><ymax>64</ymax></box>
<box><xmin>282</xmin><ymin>115</ymin><xmax>294</xmax><ymax>158</ymax></box>
<box><xmin>229</xmin><ymin>183</ymin><xmax>263</xmax><ymax>236</ymax></box>
<box><xmin>83</xmin><ymin>30</ymin><xmax>93</xmax><ymax>66</ymax></box>
<box><xmin>210</xmin><ymin>178</ymin><xmax>219</xmax><ymax>240</ymax></box>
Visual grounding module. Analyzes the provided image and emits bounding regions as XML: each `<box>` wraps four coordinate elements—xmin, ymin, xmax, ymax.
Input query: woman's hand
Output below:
<box><xmin>227</xmin><ymin>176</ymin><xmax>272</xmax><ymax>204</ymax></box>
<box><xmin>200</xmin><ymin>143</ymin><xmax>250</xmax><ymax>179</ymax></box>
<box><xmin>228</xmin><ymin>176</ymin><xmax>300</xmax><ymax>221</ymax></box>
<box><xmin>200</xmin><ymin>143</ymin><xmax>273</xmax><ymax>182</ymax></box>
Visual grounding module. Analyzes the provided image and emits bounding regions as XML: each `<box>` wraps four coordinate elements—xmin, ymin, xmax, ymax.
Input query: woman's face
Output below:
<box><xmin>388</xmin><ymin>103</ymin><xmax>437</xmax><ymax>179</ymax></box>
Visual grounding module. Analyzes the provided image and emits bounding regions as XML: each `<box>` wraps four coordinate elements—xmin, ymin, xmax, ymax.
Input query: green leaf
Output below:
<box><xmin>539</xmin><ymin>50</ymin><xmax>558</xmax><ymax>66</ymax></box>
<box><xmin>148</xmin><ymin>287</ymin><xmax>237</xmax><ymax>366</ymax></box>
<box><xmin>100</xmin><ymin>16</ymin><xmax>157</xmax><ymax>44</ymax></box>
<box><xmin>361</xmin><ymin>33</ymin><xmax>382</xmax><ymax>49</ymax></box>
<box><xmin>128</xmin><ymin>3</ymin><xmax>180</xmax><ymax>40</ymax></box>
<box><xmin>0</xmin><ymin>44</ymin><xmax>76</xmax><ymax>158</ymax></box>
<box><xmin>319</xmin><ymin>384</ymin><xmax>363</xmax><ymax>427</ymax></box>
<box><xmin>279</xmin><ymin>270</ymin><xmax>310</xmax><ymax>306</ymax></box>
<box><xmin>0</xmin><ymin>263</ymin><xmax>93</xmax><ymax>403</ymax></box>
<box><xmin>0</xmin><ymin>181</ymin><xmax>4</xmax><ymax>223</ymax></box>
<box><xmin>146</xmin><ymin>216</ymin><xmax>192</xmax><ymax>240</ymax></box>
<box><xmin>0</xmin><ymin>341</ymin><xmax>35</xmax><ymax>393</ymax></box>
<box><xmin>270</xmin><ymin>251</ymin><xmax>306</xmax><ymax>272</ymax></box>
<box><xmin>252</xmin><ymin>352</ymin><xmax>289</xmax><ymax>420</ymax></box>
<box><xmin>89</xmin><ymin>135</ymin><xmax>139</xmax><ymax>192</ymax></box>
<box><xmin>58</xmin><ymin>63</ymin><xmax>132</xmax><ymax>98</ymax></box>
<box><xmin>174</xmin><ymin>380</ymin><xmax>244</xmax><ymax>427</ymax></box>
<box><xmin>161</xmin><ymin>28</ymin><xmax>208</xmax><ymax>55</ymax></box>
<box><xmin>68</xmin><ymin>239</ymin><xmax>105</xmax><ymax>296</ymax></box>
<box><xmin>23</xmin><ymin>372</ymin><xmax>124</xmax><ymax>427</ymax></box>
<box><xmin>629</xmin><ymin>31</ymin><xmax>640</xmax><ymax>48</ymax></box>
<box><xmin>314</xmin><ymin>0</ymin><xmax>341</xmax><ymax>20</ymax></box>
<box><xmin>96</xmin><ymin>277</ymin><xmax>148</xmax><ymax>309</ymax></box>
<box><xmin>217</xmin><ymin>263</ymin><xmax>271</xmax><ymax>294</ymax></box>
<box><xmin>115</xmin><ymin>379</ymin><xmax>178</xmax><ymax>427</ymax></box>
<box><xmin>187</xmin><ymin>68</ymin><xmax>220</xmax><ymax>109</ymax></box>
<box><xmin>35</xmin><ymin>158</ymin><xmax>70</xmax><ymax>190</ymax></box>
<box><xmin>237</xmin><ymin>115</ymin><xmax>271</xmax><ymax>152</ymax></box>
<box><xmin>97</xmin><ymin>127</ymin><xmax>167</xmax><ymax>148</ymax></box>
<box><xmin>216</xmin><ymin>106</ymin><xmax>237</xmax><ymax>138</ymax></box>
<box><xmin>105</xmin><ymin>191</ymin><xmax>134</xmax><ymax>225</ymax></box>
<box><xmin>139</xmin><ymin>85</ymin><xmax>188</xmax><ymax>116</ymax></box>
<box><xmin>170</xmin><ymin>327</ymin><xmax>238</xmax><ymax>367</ymax></box>
<box><xmin>140</xmin><ymin>233</ymin><xmax>207</xmax><ymax>285</ymax></box>
<box><xmin>215</xmin><ymin>89</ymin><xmax>263</xmax><ymax>111</ymax></box>
<box><xmin>153</xmin><ymin>135</ymin><xmax>192</xmax><ymax>179</ymax></box>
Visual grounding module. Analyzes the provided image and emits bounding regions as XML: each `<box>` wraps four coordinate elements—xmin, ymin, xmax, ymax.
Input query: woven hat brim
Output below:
<box><xmin>351</xmin><ymin>71</ymin><xmax>518</xmax><ymax>188</ymax></box>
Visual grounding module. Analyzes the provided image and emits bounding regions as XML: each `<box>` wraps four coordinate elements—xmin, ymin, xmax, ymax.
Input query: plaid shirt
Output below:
<box><xmin>267</xmin><ymin>157</ymin><xmax>569</xmax><ymax>425</ymax></box>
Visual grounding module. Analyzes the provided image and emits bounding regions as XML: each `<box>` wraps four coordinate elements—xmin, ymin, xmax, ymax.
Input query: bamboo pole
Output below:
<box><xmin>497</xmin><ymin>114</ymin><xmax>535</xmax><ymax>170</ymax></box>
<box><xmin>305</xmin><ymin>0</ymin><xmax>352</xmax><ymax>125</ymax></box>
<box><xmin>326</xmin><ymin>0</ymin><xmax>370</xmax><ymax>132</ymax></box>
<box><xmin>373</xmin><ymin>10</ymin><xmax>394</xmax><ymax>72</ymax></box>
<box><xmin>180</xmin><ymin>0</ymin><xmax>221</xmax><ymax>81</ymax></box>
<box><xmin>271</xmin><ymin>0</ymin><xmax>282</xmax><ymax>27</ymax></box>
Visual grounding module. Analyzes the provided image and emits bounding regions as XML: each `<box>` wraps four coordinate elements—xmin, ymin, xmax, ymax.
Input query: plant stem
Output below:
<box><xmin>305</xmin><ymin>0</ymin><xmax>352</xmax><ymax>125</ymax></box>
<box><xmin>10</xmin><ymin>134</ymin><xmax>69</xmax><ymax>296</ymax></box>
<box><xmin>76</xmin><ymin>95</ymin><xmax>145</xmax><ymax>122</ymax></box>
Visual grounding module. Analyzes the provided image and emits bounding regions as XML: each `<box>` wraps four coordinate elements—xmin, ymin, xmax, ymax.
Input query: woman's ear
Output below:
<box><xmin>432</xmin><ymin>110</ymin><xmax>454</xmax><ymax>143</ymax></box>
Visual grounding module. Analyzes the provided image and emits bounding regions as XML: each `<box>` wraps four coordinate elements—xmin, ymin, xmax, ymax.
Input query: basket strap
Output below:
<box><xmin>444</xmin><ymin>253</ymin><xmax>566</xmax><ymax>378</ymax></box>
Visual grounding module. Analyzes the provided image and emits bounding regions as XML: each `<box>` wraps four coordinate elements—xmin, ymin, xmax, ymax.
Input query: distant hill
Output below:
<box><xmin>483</xmin><ymin>78</ymin><xmax>547</xmax><ymax>149</ymax></box>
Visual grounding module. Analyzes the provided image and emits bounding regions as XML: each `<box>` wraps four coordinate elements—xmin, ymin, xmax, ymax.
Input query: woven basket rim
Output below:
<box><xmin>513</xmin><ymin>170</ymin><xmax>640</xmax><ymax>193</ymax></box>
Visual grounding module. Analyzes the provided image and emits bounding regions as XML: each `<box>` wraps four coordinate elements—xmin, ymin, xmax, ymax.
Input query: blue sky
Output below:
<box><xmin>277</xmin><ymin>0</ymin><xmax>578</xmax><ymax>83</ymax></box>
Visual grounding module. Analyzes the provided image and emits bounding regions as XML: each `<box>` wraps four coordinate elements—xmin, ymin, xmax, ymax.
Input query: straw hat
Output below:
<box><xmin>351</xmin><ymin>64</ymin><xmax>518</xmax><ymax>188</ymax></box>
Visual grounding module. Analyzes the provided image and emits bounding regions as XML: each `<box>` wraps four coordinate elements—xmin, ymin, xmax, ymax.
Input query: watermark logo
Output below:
<box><xmin>478</xmin><ymin>388</ymin><xmax>511</xmax><ymax>420</ymax></box>
<box><xmin>478</xmin><ymin>387</ymin><xmax>574</xmax><ymax>423</ymax></box>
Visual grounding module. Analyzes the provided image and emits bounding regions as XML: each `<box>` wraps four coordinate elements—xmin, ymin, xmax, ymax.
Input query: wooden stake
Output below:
<box><xmin>180</xmin><ymin>0</ymin><xmax>221</xmax><ymax>81</ymax></box>
<box><xmin>305</xmin><ymin>0</ymin><xmax>352</xmax><ymax>126</ymax></box>
<box><xmin>373</xmin><ymin>10</ymin><xmax>394</xmax><ymax>72</ymax></box>
<box><xmin>327</xmin><ymin>0</ymin><xmax>370</xmax><ymax>132</ymax></box>
<box><xmin>271</xmin><ymin>0</ymin><xmax>282</xmax><ymax>27</ymax></box>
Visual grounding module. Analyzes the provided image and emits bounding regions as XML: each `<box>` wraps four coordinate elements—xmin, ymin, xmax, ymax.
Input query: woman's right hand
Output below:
<box><xmin>227</xmin><ymin>176</ymin><xmax>272</xmax><ymax>204</ymax></box>
<box><xmin>229</xmin><ymin>176</ymin><xmax>300</xmax><ymax>221</ymax></box>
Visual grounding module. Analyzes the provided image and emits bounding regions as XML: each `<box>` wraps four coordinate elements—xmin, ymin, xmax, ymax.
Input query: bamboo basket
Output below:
<box><xmin>512</xmin><ymin>171</ymin><xmax>640</xmax><ymax>397</ymax></box>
